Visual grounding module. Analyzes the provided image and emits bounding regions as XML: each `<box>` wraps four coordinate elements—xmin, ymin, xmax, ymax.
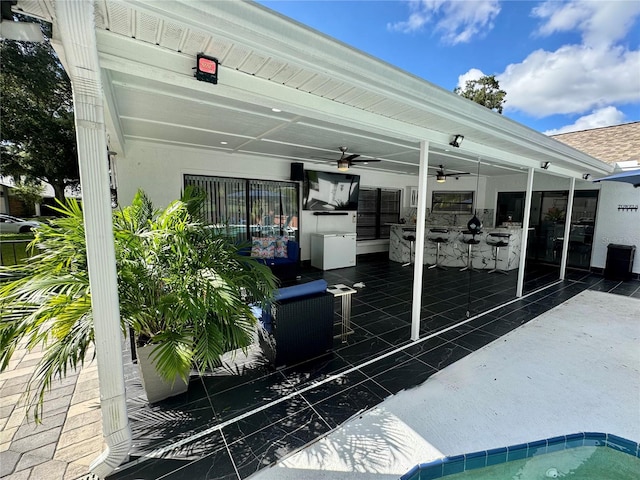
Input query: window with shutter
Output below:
<box><xmin>356</xmin><ymin>187</ymin><xmax>400</xmax><ymax>240</ymax></box>
<box><xmin>431</xmin><ymin>191</ymin><xmax>474</xmax><ymax>213</ymax></box>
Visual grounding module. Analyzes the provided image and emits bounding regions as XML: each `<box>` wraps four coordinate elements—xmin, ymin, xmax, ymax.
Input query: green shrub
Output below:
<box><xmin>0</xmin><ymin>189</ymin><xmax>277</xmax><ymax>421</ymax></box>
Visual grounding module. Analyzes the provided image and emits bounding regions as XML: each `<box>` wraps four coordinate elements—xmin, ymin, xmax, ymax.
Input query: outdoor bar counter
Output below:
<box><xmin>389</xmin><ymin>224</ymin><xmax>523</xmax><ymax>271</ymax></box>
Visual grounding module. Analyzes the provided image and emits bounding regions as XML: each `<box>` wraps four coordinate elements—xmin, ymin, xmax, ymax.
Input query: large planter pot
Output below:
<box><xmin>136</xmin><ymin>344</ymin><xmax>189</xmax><ymax>403</ymax></box>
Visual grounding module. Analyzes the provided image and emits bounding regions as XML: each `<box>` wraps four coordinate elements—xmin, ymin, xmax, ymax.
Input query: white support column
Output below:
<box><xmin>516</xmin><ymin>167</ymin><xmax>535</xmax><ymax>297</ymax></box>
<box><xmin>559</xmin><ymin>177</ymin><xmax>576</xmax><ymax>280</ymax></box>
<box><xmin>54</xmin><ymin>1</ymin><xmax>131</xmax><ymax>477</ymax></box>
<box><xmin>411</xmin><ymin>141</ymin><xmax>429</xmax><ymax>341</ymax></box>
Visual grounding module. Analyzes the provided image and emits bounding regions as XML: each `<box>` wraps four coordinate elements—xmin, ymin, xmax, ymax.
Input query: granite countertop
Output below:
<box><xmin>488</xmin><ymin>226</ymin><xmax>524</xmax><ymax>231</ymax></box>
<box><xmin>391</xmin><ymin>223</ymin><xmax>524</xmax><ymax>232</ymax></box>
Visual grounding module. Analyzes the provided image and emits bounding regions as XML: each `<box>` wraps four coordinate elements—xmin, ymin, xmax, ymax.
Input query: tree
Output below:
<box><xmin>12</xmin><ymin>179</ymin><xmax>45</xmax><ymax>213</ymax></box>
<box><xmin>454</xmin><ymin>75</ymin><xmax>506</xmax><ymax>114</ymax></box>
<box><xmin>0</xmin><ymin>17</ymin><xmax>79</xmax><ymax>203</ymax></box>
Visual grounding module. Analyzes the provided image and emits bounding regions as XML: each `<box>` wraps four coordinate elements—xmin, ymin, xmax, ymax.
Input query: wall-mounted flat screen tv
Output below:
<box><xmin>303</xmin><ymin>170</ymin><xmax>360</xmax><ymax>211</ymax></box>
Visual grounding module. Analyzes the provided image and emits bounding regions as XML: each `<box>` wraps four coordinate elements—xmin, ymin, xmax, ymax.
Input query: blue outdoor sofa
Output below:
<box><xmin>256</xmin><ymin>279</ymin><xmax>334</xmax><ymax>368</ymax></box>
<box><xmin>241</xmin><ymin>238</ymin><xmax>300</xmax><ymax>282</ymax></box>
<box><xmin>259</xmin><ymin>239</ymin><xmax>300</xmax><ymax>281</ymax></box>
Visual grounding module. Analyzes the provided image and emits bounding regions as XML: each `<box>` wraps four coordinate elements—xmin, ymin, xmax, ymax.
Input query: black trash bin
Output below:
<box><xmin>604</xmin><ymin>244</ymin><xmax>636</xmax><ymax>281</ymax></box>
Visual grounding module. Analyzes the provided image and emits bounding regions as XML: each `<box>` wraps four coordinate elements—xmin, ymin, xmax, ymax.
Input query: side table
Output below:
<box><xmin>326</xmin><ymin>283</ymin><xmax>357</xmax><ymax>342</ymax></box>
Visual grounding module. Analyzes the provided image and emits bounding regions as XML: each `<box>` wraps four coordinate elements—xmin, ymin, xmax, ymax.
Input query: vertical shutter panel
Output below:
<box><xmin>184</xmin><ymin>175</ymin><xmax>299</xmax><ymax>243</ymax></box>
<box><xmin>356</xmin><ymin>187</ymin><xmax>401</xmax><ymax>240</ymax></box>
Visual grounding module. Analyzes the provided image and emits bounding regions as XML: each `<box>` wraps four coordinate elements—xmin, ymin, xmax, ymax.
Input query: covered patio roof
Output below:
<box><xmin>9</xmin><ymin>1</ymin><xmax>617</xmax><ymax>477</ymax></box>
<box><xmin>19</xmin><ymin>0</ymin><xmax>611</xmax><ymax>179</ymax></box>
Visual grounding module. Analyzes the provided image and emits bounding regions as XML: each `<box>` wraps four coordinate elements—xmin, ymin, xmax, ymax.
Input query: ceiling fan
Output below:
<box><xmin>430</xmin><ymin>164</ymin><xmax>472</xmax><ymax>183</ymax></box>
<box><xmin>318</xmin><ymin>147</ymin><xmax>381</xmax><ymax>171</ymax></box>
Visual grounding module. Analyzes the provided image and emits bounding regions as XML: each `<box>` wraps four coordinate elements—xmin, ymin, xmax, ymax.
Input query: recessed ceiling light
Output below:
<box><xmin>271</xmin><ymin>108</ymin><xmax>282</xmax><ymax>113</ymax></box>
<box><xmin>220</xmin><ymin>141</ymin><xmax>228</xmax><ymax>145</ymax></box>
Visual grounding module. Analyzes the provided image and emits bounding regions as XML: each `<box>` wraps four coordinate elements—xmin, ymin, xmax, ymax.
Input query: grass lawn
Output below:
<box><xmin>1</xmin><ymin>234</ymin><xmax>35</xmax><ymax>266</ymax></box>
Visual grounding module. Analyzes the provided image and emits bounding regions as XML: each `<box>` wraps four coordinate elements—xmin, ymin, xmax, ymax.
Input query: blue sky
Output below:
<box><xmin>259</xmin><ymin>0</ymin><xmax>640</xmax><ymax>135</ymax></box>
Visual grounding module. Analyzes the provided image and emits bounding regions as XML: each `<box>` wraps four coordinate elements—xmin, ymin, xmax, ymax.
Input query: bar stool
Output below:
<box><xmin>486</xmin><ymin>232</ymin><xmax>511</xmax><ymax>274</ymax></box>
<box><xmin>427</xmin><ymin>228</ymin><xmax>449</xmax><ymax>270</ymax></box>
<box><xmin>402</xmin><ymin>230</ymin><xmax>416</xmax><ymax>267</ymax></box>
<box><xmin>460</xmin><ymin>215</ymin><xmax>483</xmax><ymax>272</ymax></box>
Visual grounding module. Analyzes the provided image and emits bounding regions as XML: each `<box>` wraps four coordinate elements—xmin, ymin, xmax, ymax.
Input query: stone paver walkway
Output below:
<box><xmin>0</xmin><ymin>343</ymin><xmax>103</xmax><ymax>480</ymax></box>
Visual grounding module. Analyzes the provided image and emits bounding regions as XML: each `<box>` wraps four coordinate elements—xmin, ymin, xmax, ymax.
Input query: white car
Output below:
<box><xmin>0</xmin><ymin>214</ymin><xmax>41</xmax><ymax>233</ymax></box>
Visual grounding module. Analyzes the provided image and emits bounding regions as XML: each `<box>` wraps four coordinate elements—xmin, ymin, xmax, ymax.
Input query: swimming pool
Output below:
<box><xmin>401</xmin><ymin>432</ymin><xmax>640</xmax><ymax>480</ymax></box>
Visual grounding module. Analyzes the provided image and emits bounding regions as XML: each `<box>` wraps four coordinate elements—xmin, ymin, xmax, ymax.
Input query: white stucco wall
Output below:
<box><xmin>591</xmin><ymin>181</ymin><xmax>640</xmax><ymax>273</ymax></box>
<box><xmin>116</xmin><ymin>141</ymin><xmax>638</xmax><ymax>274</ymax></box>
<box><xmin>116</xmin><ymin>140</ymin><xmax>417</xmax><ymax>259</ymax></box>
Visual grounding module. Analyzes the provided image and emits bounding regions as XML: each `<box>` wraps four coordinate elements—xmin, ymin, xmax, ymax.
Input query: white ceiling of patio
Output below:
<box><xmin>16</xmin><ymin>0</ymin><xmax>612</xmax><ymax>179</ymax></box>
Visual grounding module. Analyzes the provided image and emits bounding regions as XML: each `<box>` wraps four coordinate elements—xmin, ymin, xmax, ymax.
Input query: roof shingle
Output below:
<box><xmin>551</xmin><ymin>122</ymin><xmax>640</xmax><ymax>165</ymax></box>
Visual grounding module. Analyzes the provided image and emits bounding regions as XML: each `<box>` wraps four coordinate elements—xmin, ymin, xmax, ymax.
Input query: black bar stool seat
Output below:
<box><xmin>460</xmin><ymin>230</ymin><xmax>482</xmax><ymax>272</ymax></box>
<box><xmin>460</xmin><ymin>215</ymin><xmax>483</xmax><ymax>272</ymax></box>
<box><xmin>427</xmin><ymin>228</ymin><xmax>449</xmax><ymax>270</ymax></box>
<box><xmin>486</xmin><ymin>232</ymin><xmax>511</xmax><ymax>274</ymax></box>
<box><xmin>402</xmin><ymin>229</ymin><xmax>416</xmax><ymax>267</ymax></box>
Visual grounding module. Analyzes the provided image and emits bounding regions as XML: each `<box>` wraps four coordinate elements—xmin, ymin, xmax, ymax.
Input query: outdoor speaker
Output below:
<box><xmin>290</xmin><ymin>162</ymin><xmax>304</xmax><ymax>181</ymax></box>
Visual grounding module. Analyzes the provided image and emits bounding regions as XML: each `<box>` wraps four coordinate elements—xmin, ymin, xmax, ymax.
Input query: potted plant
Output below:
<box><xmin>0</xmin><ymin>188</ymin><xmax>277</xmax><ymax>420</ymax></box>
<box><xmin>545</xmin><ymin>207</ymin><xmax>566</xmax><ymax>223</ymax></box>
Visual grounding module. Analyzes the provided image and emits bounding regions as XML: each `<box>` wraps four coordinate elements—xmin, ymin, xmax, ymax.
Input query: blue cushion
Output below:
<box><xmin>286</xmin><ymin>241</ymin><xmax>299</xmax><ymax>262</ymax></box>
<box><xmin>275</xmin><ymin>279</ymin><xmax>327</xmax><ymax>301</ymax></box>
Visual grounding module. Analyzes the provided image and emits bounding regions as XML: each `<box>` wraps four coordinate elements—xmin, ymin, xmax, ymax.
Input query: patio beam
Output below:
<box><xmin>517</xmin><ymin>167</ymin><xmax>535</xmax><ymax>297</ymax></box>
<box><xmin>559</xmin><ymin>177</ymin><xmax>576</xmax><ymax>280</ymax></box>
<box><xmin>101</xmin><ymin>69</ymin><xmax>126</xmax><ymax>155</ymax></box>
<box><xmin>411</xmin><ymin>141</ymin><xmax>430</xmax><ymax>341</ymax></box>
<box><xmin>53</xmin><ymin>0</ymin><xmax>131</xmax><ymax>477</ymax></box>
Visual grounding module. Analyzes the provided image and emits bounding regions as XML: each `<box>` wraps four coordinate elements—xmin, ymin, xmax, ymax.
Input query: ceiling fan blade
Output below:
<box><xmin>344</xmin><ymin>154</ymin><xmax>360</xmax><ymax>161</ymax></box>
<box><xmin>350</xmin><ymin>158</ymin><xmax>381</xmax><ymax>163</ymax></box>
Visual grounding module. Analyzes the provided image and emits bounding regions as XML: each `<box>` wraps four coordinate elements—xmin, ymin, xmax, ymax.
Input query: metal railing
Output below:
<box><xmin>0</xmin><ymin>239</ymin><xmax>33</xmax><ymax>267</ymax></box>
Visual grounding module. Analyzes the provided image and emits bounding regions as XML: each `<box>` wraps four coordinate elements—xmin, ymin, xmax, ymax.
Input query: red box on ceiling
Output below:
<box><xmin>195</xmin><ymin>53</ymin><xmax>218</xmax><ymax>84</ymax></box>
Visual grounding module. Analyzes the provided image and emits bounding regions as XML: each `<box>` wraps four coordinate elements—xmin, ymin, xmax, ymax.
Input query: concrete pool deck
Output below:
<box><xmin>251</xmin><ymin>290</ymin><xmax>640</xmax><ymax>479</ymax></box>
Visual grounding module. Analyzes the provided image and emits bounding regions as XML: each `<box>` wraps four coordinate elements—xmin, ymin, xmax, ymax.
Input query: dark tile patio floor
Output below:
<box><xmin>107</xmin><ymin>257</ymin><xmax>640</xmax><ymax>480</ymax></box>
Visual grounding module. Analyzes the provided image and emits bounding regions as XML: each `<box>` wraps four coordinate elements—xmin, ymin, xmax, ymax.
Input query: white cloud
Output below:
<box><xmin>532</xmin><ymin>0</ymin><xmax>640</xmax><ymax>47</ymax></box>
<box><xmin>543</xmin><ymin>107</ymin><xmax>627</xmax><ymax>135</ymax></box>
<box><xmin>388</xmin><ymin>0</ymin><xmax>501</xmax><ymax>45</ymax></box>
<box><xmin>498</xmin><ymin>44</ymin><xmax>640</xmax><ymax>117</ymax></box>
<box><xmin>455</xmin><ymin>68</ymin><xmax>485</xmax><ymax>90</ymax></box>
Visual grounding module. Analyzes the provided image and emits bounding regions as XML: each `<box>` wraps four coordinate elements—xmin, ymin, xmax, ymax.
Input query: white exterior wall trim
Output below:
<box><xmin>53</xmin><ymin>0</ymin><xmax>132</xmax><ymax>477</ymax></box>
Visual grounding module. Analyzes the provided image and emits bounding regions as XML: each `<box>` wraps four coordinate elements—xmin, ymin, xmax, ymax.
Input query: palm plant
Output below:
<box><xmin>544</xmin><ymin>207</ymin><xmax>566</xmax><ymax>223</ymax></box>
<box><xmin>0</xmin><ymin>188</ymin><xmax>277</xmax><ymax>421</ymax></box>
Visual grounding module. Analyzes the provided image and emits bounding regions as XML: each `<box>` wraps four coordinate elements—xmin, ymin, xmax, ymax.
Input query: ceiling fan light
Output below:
<box><xmin>337</xmin><ymin>159</ymin><xmax>350</xmax><ymax>171</ymax></box>
<box><xmin>436</xmin><ymin>173</ymin><xmax>446</xmax><ymax>183</ymax></box>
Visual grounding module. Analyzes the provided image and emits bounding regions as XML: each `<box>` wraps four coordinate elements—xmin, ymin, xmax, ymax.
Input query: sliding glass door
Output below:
<box><xmin>522</xmin><ymin>190</ymin><xmax>598</xmax><ymax>270</ymax></box>
<box><xmin>184</xmin><ymin>174</ymin><xmax>299</xmax><ymax>243</ymax></box>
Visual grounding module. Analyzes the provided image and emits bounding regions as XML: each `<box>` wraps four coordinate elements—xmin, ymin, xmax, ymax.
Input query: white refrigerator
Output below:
<box><xmin>310</xmin><ymin>232</ymin><xmax>357</xmax><ymax>270</ymax></box>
